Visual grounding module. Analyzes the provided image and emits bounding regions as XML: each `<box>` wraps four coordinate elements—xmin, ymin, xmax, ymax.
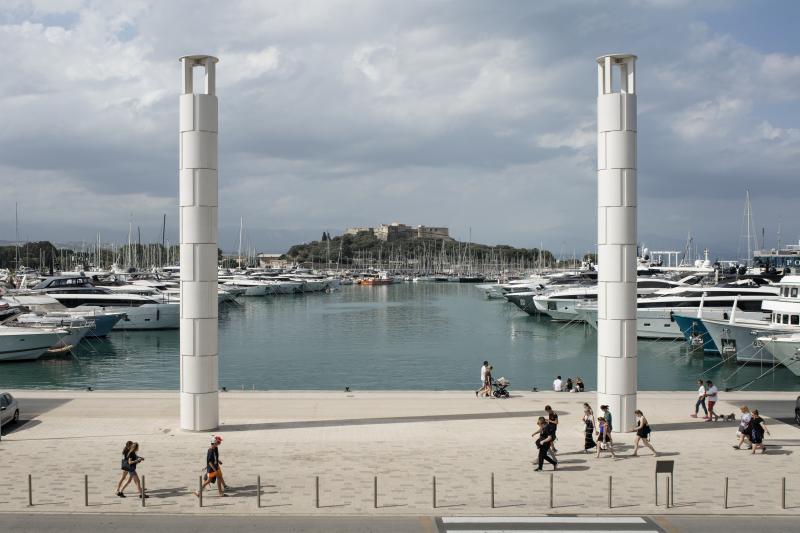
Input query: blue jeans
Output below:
<box><xmin>695</xmin><ymin>397</ymin><xmax>707</xmax><ymax>415</ymax></box>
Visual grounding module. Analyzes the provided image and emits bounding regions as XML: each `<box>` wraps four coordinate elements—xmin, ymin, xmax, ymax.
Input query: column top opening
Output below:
<box><xmin>596</xmin><ymin>53</ymin><xmax>637</xmax><ymax>65</ymax></box>
<box><xmin>179</xmin><ymin>55</ymin><xmax>219</xmax><ymax>65</ymax></box>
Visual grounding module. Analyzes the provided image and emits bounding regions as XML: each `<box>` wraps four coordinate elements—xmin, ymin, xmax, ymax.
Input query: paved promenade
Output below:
<box><xmin>0</xmin><ymin>390</ymin><xmax>798</xmax><ymax>516</ymax></box>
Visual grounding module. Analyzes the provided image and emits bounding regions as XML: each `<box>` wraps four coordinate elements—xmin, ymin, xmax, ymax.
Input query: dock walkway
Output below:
<box><xmin>0</xmin><ymin>390</ymin><xmax>798</xmax><ymax>516</ymax></box>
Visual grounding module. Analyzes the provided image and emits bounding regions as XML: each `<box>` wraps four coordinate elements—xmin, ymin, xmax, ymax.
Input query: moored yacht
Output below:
<box><xmin>0</xmin><ymin>325</ymin><xmax>67</xmax><ymax>361</ymax></box>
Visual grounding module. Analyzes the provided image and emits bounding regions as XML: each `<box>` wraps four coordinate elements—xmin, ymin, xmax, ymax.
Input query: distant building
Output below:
<box><xmin>344</xmin><ymin>226</ymin><xmax>373</xmax><ymax>236</ymax></box>
<box><xmin>257</xmin><ymin>253</ymin><xmax>287</xmax><ymax>268</ymax></box>
<box><xmin>375</xmin><ymin>223</ymin><xmax>414</xmax><ymax>242</ymax></box>
<box><xmin>416</xmin><ymin>225</ymin><xmax>451</xmax><ymax>240</ymax></box>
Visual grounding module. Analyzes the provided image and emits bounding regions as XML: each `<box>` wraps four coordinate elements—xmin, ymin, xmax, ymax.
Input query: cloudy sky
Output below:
<box><xmin>1</xmin><ymin>0</ymin><xmax>799</xmax><ymax>258</ymax></box>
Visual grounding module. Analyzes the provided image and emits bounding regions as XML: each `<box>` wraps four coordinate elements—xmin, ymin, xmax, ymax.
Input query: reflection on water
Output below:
<box><xmin>1</xmin><ymin>283</ymin><xmax>798</xmax><ymax>391</ymax></box>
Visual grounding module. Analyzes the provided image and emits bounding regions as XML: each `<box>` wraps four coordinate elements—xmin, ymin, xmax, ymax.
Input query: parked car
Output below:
<box><xmin>0</xmin><ymin>392</ymin><xmax>19</xmax><ymax>427</ymax></box>
<box><xmin>795</xmin><ymin>395</ymin><xmax>800</xmax><ymax>426</ymax></box>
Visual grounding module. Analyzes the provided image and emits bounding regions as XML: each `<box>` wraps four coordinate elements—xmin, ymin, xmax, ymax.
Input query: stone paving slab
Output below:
<box><xmin>0</xmin><ymin>390</ymin><xmax>798</xmax><ymax>516</ymax></box>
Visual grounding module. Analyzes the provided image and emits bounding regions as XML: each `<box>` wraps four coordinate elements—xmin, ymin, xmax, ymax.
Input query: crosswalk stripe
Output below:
<box><xmin>442</xmin><ymin>517</ymin><xmax>646</xmax><ymax>524</ymax></box>
<box><xmin>444</xmin><ymin>530</ymin><xmax>657</xmax><ymax>533</ymax></box>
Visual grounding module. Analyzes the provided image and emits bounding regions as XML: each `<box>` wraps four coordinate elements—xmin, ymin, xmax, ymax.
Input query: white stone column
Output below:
<box><xmin>596</xmin><ymin>54</ymin><xmax>637</xmax><ymax>433</ymax></box>
<box><xmin>179</xmin><ymin>55</ymin><xmax>219</xmax><ymax>431</ymax></box>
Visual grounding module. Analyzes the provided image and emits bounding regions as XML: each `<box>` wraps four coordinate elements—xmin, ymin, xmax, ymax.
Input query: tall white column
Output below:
<box><xmin>179</xmin><ymin>55</ymin><xmax>219</xmax><ymax>431</ymax></box>
<box><xmin>596</xmin><ymin>54</ymin><xmax>637</xmax><ymax>433</ymax></box>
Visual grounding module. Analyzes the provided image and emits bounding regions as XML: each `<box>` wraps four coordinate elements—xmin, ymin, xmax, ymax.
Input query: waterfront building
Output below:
<box><xmin>753</xmin><ymin>243</ymin><xmax>800</xmax><ymax>271</ymax></box>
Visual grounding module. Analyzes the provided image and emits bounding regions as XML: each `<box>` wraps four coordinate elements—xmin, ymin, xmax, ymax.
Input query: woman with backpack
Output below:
<box><xmin>632</xmin><ymin>410</ymin><xmax>657</xmax><ymax>457</ymax></box>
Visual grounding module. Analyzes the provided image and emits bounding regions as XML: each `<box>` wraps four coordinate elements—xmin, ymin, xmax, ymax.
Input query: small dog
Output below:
<box><xmin>726</xmin><ymin>413</ymin><xmax>736</xmax><ymax>422</ymax></box>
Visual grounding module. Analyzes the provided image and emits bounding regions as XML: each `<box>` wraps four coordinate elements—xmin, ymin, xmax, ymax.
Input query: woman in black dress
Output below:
<box><xmin>632</xmin><ymin>410</ymin><xmax>657</xmax><ymax>457</ymax></box>
<box><xmin>749</xmin><ymin>409</ymin><xmax>771</xmax><ymax>454</ymax></box>
<box><xmin>582</xmin><ymin>403</ymin><xmax>596</xmax><ymax>452</ymax></box>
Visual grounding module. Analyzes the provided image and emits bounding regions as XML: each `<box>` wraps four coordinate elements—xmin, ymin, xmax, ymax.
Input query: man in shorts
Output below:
<box><xmin>705</xmin><ymin>380</ymin><xmax>719</xmax><ymax>422</ymax></box>
<box><xmin>194</xmin><ymin>435</ymin><xmax>227</xmax><ymax>497</ymax></box>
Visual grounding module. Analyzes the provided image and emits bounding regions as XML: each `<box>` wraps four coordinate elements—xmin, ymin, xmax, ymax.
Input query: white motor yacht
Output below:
<box><xmin>759</xmin><ymin>333</ymin><xmax>800</xmax><ymax>376</ymax></box>
<box><xmin>0</xmin><ymin>325</ymin><xmax>67</xmax><ymax>361</ymax></box>
<box><xmin>31</xmin><ymin>276</ymin><xmax>179</xmax><ymax>330</ymax></box>
<box><xmin>577</xmin><ymin>280</ymin><xmax>778</xmax><ymax>339</ymax></box>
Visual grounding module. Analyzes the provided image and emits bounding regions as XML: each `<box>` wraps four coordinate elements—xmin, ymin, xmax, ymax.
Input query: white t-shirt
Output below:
<box><xmin>553</xmin><ymin>378</ymin><xmax>563</xmax><ymax>391</ymax></box>
<box><xmin>480</xmin><ymin>365</ymin><xmax>487</xmax><ymax>383</ymax></box>
<box><xmin>697</xmin><ymin>385</ymin><xmax>705</xmax><ymax>398</ymax></box>
<box><xmin>706</xmin><ymin>385</ymin><xmax>718</xmax><ymax>402</ymax></box>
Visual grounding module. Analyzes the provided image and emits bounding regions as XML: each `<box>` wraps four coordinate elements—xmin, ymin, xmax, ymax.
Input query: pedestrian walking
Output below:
<box><xmin>704</xmin><ymin>380</ymin><xmax>719</xmax><ymax>421</ymax></box>
<box><xmin>194</xmin><ymin>435</ymin><xmax>227</xmax><ymax>497</ymax></box>
<box><xmin>582</xmin><ymin>403</ymin><xmax>596</xmax><ymax>452</ymax></box>
<box><xmin>595</xmin><ymin>417</ymin><xmax>616</xmax><ymax>458</ymax></box>
<box><xmin>733</xmin><ymin>406</ymin><xmax>752</xmax><ymax>450</ymax></box>
<box><xmin>532</xmin><ymin>416</ymin><xmax>558</xmax><ymax>471</ymax></box>
<box><xmin>632</xmin><ymin>410</ymin><xmax>657</xmax><ymax>457</ymax></box>
<box><xmin>749</xmin><ymin>409</ymin><xmax>771</xmax><ymax>454</ymax></box>
<box><xmin>544</xmin><ymin>405</ymin><xmax>559</xmax><ymax>458</ymax></box>
<box><xmin>475</xmin><ymin>361</ymin><xmax>488</xmax><ymax>397</ymax></box>
<box><xmin>118</xmin><ymin>442</ymin><xmax>147</xmax><ymax>498</ymax></box>
<box><xmin>599</xmin><ymin>404</ymin><xmax>613</xmax><ymax>448</ymax></box>
<box><xmin>115</xmin><ymin>440</ymin><xmax>133</xmax><ymax>497</ymax></box>
<box><xmin>691</xmin><ymin>379</ymin><xmax>708</xmax><ymax>418</ymax></box>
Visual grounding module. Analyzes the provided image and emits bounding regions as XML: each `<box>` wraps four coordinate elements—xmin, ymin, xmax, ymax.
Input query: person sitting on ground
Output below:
<box><xmin>733</xmin><ymin>405</ymin><xmax>752</xmax><ymax>450</ymax></box>
<box><xmin>576</xmin><ymin>377</ymin><xmax>585</xmax><ymax>392</ymax></box>
<box><xmin>749</xmin><ymin>409</ymin><xmax>770</xmax><ymax>454</ymax></box>
<box><xmin>553</xmin><ymin>375</ymin><xmax>563</xmax><ymax>392</ymax></box>
<box><xmin>565</xmin><ymin>377</ymin><xmax>574</xmax><ymax>392</ymax></box>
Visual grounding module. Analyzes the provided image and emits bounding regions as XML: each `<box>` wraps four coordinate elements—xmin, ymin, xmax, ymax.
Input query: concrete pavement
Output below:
<box><xmin>0</xmin><ymin>390</ymin><xmax>798</xmax><ymax>517</ymax></box>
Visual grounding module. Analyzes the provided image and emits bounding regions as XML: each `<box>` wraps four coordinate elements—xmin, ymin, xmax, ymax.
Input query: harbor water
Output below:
<box><xmin>1</xmin><ymin>283</ymin><xmax>798</xmax><ymax>391</ymax></box>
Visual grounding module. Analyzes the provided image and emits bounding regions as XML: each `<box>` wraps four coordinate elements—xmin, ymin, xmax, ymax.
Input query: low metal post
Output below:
<box><xmin>257</xmin><ymin>475</ymin><xmax>261</xmax><ymax>508</ymax></box>
<box><xmin>373</xmin><ymin>476</ymin><xmax>378</xmax><ymax>509</ymax></box>
<box><xmin>28</xmin><ymin>474</ymin><xmax>32</xmax><ymax>507</ymax></box>
<box><xmin>315</xmin><ymin>476</ymin><xmax>319</xmax><ymax>509</ymax></box>
<box><xmin>781</xmin><ymin>477</ymin><xmax>785</xmax><ymax>510</ymax></box>
<box><xmin>491</xmin><ymin>472</ymin><xmax>495</xmax><ymax>509</ymax></box>
<box><xmin>141</xmin><ymin>475</ymin><xmax>146</xmax><ymax>507</ymax></box>
<box><xmin>723</xmin><ymin>476</ymin><xmax>728</xmax><ymax>509</ymax></box>
<box><xmin>84</xmin><ymin>474</ymin><xmax>88</xmax><ymax>507</ymax></box>
<box><xmin>549</xmin><ymin>473</ymin><xmax>554</xmax><ymax>509</ymax></box>
<box><xmin>432</xmin><ymin>476</ymin><xmax>437</xmax><ymax>509</ymax></box>
<box><xmin>665</xmin><ymin>476</ymin><xmax>670</xmax><ymax>509</ymax></box>
<box><xmin>608</xmin><ymin>475</ymin><xmax>612</xmax><ymax>509</ymax></box>
<box><xmin>199</xmin><ymin>476</ymin><xmax>203</xmax><ymax>508</ymax></box>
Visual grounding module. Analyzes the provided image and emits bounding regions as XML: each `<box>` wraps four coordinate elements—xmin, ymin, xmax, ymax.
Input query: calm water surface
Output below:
<box><xmin>2</xmin><ymin>283</ymin><xmax>798</xmax><ymax>391</ymax></box>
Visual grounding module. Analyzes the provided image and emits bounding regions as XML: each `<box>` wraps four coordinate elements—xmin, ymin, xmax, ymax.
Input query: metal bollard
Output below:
<box><xmin>432</xmin><ymin>476</ymin><xmax>437</xmax><ymax>509</ymax></box>
<box><xmin>28</xmin><ymin>474</ymin><xmax>32</xmax><ymax>507</ymax></box>
<box><xmin>608</xmin><ymin>475</ymin><xmax>612</xmax><ymax>509</ymax></box>
<box><xmin>257</xmin><ymin>475</ymin><xmax>261</xmax><ymax>508</ymax></box>
<box><xmin>723</xmin><ymin>476</ymin><xmax>728</xmax><ymax>509</ymax></box>
<box><xmin>374</xmin><ymin>476</ymin><xmax>378</xmax><ymax>509</ymax></box>
<box><xmin>84</xmin><ymin>474</ymin><xmax>88</xmax><ymax>507</ymax></box>
<box><xmin>549</xmin><ymin>474</ymin><xmax>554</xmax><ymax>509</ymax></box>
<box><xmin>781</xmin><ymin>477</ymin><xmax>785</xmax><ymax>510</ymax></box>
<box><xmin>315</xmin><ymin>476</ymin><xmax>319</xmax><ymax>509</ymax></box>
<box><xmin>665</xmin><ymin>476</ymin><xmax>670</xmax><ymax>509</ymax></box>
<box><xmin>141</xmin><ymin>475</ymin><xmax>146</xmax><ymax>507</ymax></box>
<box><xmin>491</xmin><ymin>472</ymin><xmax>495</xmax><ymax>509</ymax></box>
<box><xmin>199</xmin><ymin>476</ymin><xmax>203</xmax><ymax>508</ymax></box>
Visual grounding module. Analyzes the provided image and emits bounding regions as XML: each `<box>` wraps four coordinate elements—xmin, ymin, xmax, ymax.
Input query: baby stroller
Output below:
<box><xmin>492</xmin><ymin>377</ymin><xmax>510</xmax><ymax>399</ymax></box>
